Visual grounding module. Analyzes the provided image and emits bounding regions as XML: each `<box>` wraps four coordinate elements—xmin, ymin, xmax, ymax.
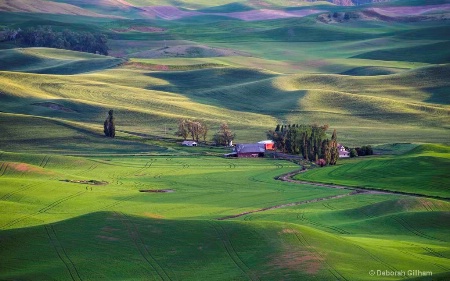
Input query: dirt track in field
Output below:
<box><xmin>217</xmin><ymin>168</ymin><xmax>447</xmax><ymax>220</ymax></box>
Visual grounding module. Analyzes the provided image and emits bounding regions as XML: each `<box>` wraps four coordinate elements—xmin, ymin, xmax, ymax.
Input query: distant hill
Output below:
<box><xmin>0</xmin><ymin>0</ymin><xmax>122</xmax><ymax>18</ymax></box>
<box><xmin>327</xmin><ymin>0</ymin><xmax>391</xmax><ymax>5</ymax></box>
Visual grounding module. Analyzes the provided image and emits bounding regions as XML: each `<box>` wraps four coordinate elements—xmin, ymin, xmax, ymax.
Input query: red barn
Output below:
<box><xmin>258</xmin><ymin>140</ymin><xmax>275</xmax><ymax>151</ymax></box>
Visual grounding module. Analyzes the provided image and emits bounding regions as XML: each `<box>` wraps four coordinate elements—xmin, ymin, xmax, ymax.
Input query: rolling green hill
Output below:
<box><xmin>0</xmin><ymin>48</ymin><xmax>448</xmax><ymax>147</ymax></box>
<box><xmin>0</xmin><ymin>48</ymin><xmax>124</xmax><ymax>74</ymax></box>
<box><xmin>0</xmin><ymin>152</ymin><xmax>449</xmax><ymax>280</ymax></box>
<box><xmin>294</xmin><ymin>144</ymin><xmax>450</xmax><ymax>198</ymax></box>
<box><xmin>0</xmin><ymin>1</ymin><xmax>449</xmax><ymax>280</ymax></box>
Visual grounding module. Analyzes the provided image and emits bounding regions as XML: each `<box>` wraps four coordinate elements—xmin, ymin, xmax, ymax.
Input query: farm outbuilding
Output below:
<box><xmin>233</xmin><ymin>143</ymin><xmax>265</xmax><ymax>158</ymax></box>
<box><xmin>258</xmin><ymin>140</ymin><xmax>275</xmax><ymax>151</ymax></box>
<box><xmin>182</xmin><ymin>140</ymin><xmax>198</xmax><ymax>147</ymax></box>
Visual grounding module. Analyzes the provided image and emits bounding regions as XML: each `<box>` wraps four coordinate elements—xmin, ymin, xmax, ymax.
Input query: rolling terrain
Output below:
<box><xmin>0</xmin><ymin>0</ymin><xmax>449</xmax><ymax>280</ymax></box>
<box><xmin>1</xmin><ymin>152</ymin><xmax>449</xmax><ymax>280</ymax></box>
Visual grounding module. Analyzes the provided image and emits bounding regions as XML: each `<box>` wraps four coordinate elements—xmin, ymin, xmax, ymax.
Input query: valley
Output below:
<box><xmin>0</xmin><ymin>0</ymin><xmax>449</xmax><ymax>280</ymax></box>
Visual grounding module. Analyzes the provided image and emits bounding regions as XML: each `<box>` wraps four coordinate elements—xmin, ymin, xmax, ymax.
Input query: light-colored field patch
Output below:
<box><xmin>112</xmin><ymin>26</ymin><xmax>167</xmax><ymax>33</ymax></box>
<box><xmin>130</xmin><ymin>45</ymin><xmax>251</xmax><ymax>59</ymax></box>
<box><xmin>0</xmin><ymin>0</ymin><xmax>122</xmax><ymax>18</ymax></box>
<box><xmin>222</xmin><ymin>8</ymin><xmax>324</xmax><ymax>21</ymax></box>
<box><xmin>271</xmin><ymin>249</ymin><xmax>324</xmax><ymax>274</ymax></box>
<box><xmin>5</xmin><ymin>162</ymin><xmax>52</xmax><ymax>175</ymax></box>
<box><xmin>32</xmin><ymin>102</ymin><xmax>76</xmax><ymax>113</ymax></box>
<box><xmin>279</xmin><ymin>228</ymin><xmax>298</xmax><ymax>234</ymax></box>
<box><xmin>96</xmin><ymin>235</ymin><xmax>120</xmax><ymax>241</ymax></box>
<box><xmin>138</xmin><ymin>5</ymin><xmax>324</xmax><ymax>21</ymax></box>
<box><xmin>143</xmin><ymin>212</ymin><xmax>165</xmax><ymax>219</ymax></box>
<box><xmin>370</xmin><ymin>4</ymin><xmax>450</xmax><ymax>17</ymax></box>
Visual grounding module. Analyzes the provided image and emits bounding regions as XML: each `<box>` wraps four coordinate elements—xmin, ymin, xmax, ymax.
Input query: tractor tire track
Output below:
<box><xmin>95</xmin><ymin>195</ymin><xmax>137</xmax><ymax>212</ymax></box>
<box><xmin>423</xmin><ymin>246</ymin><xmax>448</xmax><ymax>260</ymax></box>
<box><xmin>322</xmin><ymin>202</ymin><xmax>336</xmax><ymax>210</ymax></box>
<box><xmin>117</xmin><ymin>212</ymin><xmax>172</xmax><ymax>281</ymax></box>
<box><xmin>45</xmin><ymin>224</ymin><xmax>82</xmax><ymax>281</ymax></box>
<box><xmin>1</xmin><ymin>191</ymin><xmax>85</xmax><ymax>229</ymax></box>
<box><xmin>277</xmin><ymin>169</ymin><xmax>449</xmax><ymax>200</ymax></box>
<box><xmin>294</xmin><ymin>231</ymin><xmax>348</xmax><ymax>281</ymax></box>
<box><xmin>217</xmin><ymin>193</ymin><xmax>355</xmax><ymax>220</ymax></box>
<box><xmin>210</xmin><ymin>222</ymin><xmax>259</xmax><ymax>281</ymax></box>
<box><xmin>301</xmin><ymin>216</ymin><xmax>350</xmax><ymax>235</ymax></box>
<box><xmin>0</xmin><ymin>182</ymin><xmax>41</xmax><ymax>201</ymax></box>
<box><xmin>38</xmin><ymin>191</ymin><xmax>85</xmax><ymax>213</ymax></box>
<box><xmin>0</xmin><ymin>163</ymin><xmax>8</xmax><ymax>177</ymax></box>
<box><xmin>352</xmin><ymin>244</ymin><xmax>398</xmax><ymax>272</ymax></box>
<box><xmin>42</xmin><ymin>155</ymin><xmax>51</xmax><ymax>169</ymax></box>
<box><xmin>398</xmin><ymin>244</ymin><xmax>449</xmax><ymax>271</ymax></box>
<box><xmin>392</xmin><ymin>217</ymin><xmax>445</xmax><ymax>242</ymax></box>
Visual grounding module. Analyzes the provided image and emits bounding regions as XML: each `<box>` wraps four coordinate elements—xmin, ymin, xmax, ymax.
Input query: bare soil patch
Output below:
<box><xmin>139</xmin><ymin>189</ymin><xmax>174</xmax><ymax>193</ymax></box>
<box><xmin>112</xmin><ymin>26</ymin><xmax>166</xmax><ymax>33</ymax></box>
<box><xmin>138</xmin><ymin>5</ymin><xmax>323</xmax><ymax>21</ymax></box>
<box><xmin>143</xmin><ymin>212</ymin><xmax>165</xmax><ymax>219</ymax></box>
<box><xmin>32</xmin><ymin>102</ymin><xmax>76</xmax><ymax>113</ymax></box>
<box><xmin>6</xmin><ymin>162</ymin><xmax>53</xmax><ymax>175</ymax></box>
<box><xmin>280</xmin><ymin>228</ymin><xmax>298</xmax><ymax>234</ymax></box>
<box><xmin>131</xmin><ymin>45</ymin><xmax>250</xmax><ymax>59</ymax></box>
<box><xmin>0</xmin><ymin>0</ymin><xmax>122</xmax><ymax>18</ymax></box>
<box><xmin>96</xmin><ymin>235</ymin><xmax>119</xmax><ymax>241</ymax></box>
<box><xmin>225</xmin><ymin>9</ymin><xmax>324</xmax><ymax>21</ymax></box>
<box><xmin>318</xmin><ymin>4</ymin><xmax>450</xmax><ymax>24</ymax></box>
<box><xmin>61</xmin><ymin>179</ymin><xmax>108</xmax><ymax>185</ymax></box>
<box><xmin>271</xmin><ymin>249</ymin><xmax>324</xmax><ymax>274</ymax></box>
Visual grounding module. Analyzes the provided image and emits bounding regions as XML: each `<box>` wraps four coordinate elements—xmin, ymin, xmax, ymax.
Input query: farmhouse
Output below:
<box><xmin>338</xmin><ymin>144</ymin><xmax>350</xmax><ymax>158</ymax></box>
<box><xmin>182</xmin><ymin>140</ymin><xmax>198</xmax><ymax>147</ymax></box>
<box><xmin>228</xmin><ymin>143</ymin><xmax>265</xmax><ymax>158</ymax></box>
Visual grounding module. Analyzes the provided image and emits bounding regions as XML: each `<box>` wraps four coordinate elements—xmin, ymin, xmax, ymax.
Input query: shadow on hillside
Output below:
<box><xmin>0</xmin><ymin>211</ymin><xmax>321</xmax><ymax>280</ymax></box>
<box><xmin>145</xmin><ymin>68</ymin><xmax>305</xmax><ymax>119</ymax></box>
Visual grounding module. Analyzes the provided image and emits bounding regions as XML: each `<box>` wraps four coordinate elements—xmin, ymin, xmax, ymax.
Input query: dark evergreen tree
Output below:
<box><xmin>104</xmin><ymin>110</ymin><xmax>115</xmax><ymax>138</ymax></box>
<box><xmin>330</xmin><ymin>129</ymin><xmax>339</xmax><ymax>165</ymax></box>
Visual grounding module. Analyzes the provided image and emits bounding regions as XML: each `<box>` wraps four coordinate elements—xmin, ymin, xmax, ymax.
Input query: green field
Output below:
<box><xmin>1</xmin><ymin>152</ymin><xmax>449</xmax><ymax>280</ymax></box>
<box><xmin>1</xmin><ymin>0</ymin><xmax>450</xmax><ymax>280</ymax></box>
<box><xmin>294</xmin><ymin>144</ymin><xmax>450</xmax><ymax>198</ymax></box>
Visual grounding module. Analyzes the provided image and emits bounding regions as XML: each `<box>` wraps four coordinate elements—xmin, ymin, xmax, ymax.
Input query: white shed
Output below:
<box><xmin>182</xmin><ymin>140</ymin><xmax>198</xmax><ymax>147</ymax></box>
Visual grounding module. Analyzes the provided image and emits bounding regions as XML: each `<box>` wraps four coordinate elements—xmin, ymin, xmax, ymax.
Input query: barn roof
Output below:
<box><xmin>235</xmin><ymin>143</ymin><xmax>265</xmax><ymax>154</ymax></box>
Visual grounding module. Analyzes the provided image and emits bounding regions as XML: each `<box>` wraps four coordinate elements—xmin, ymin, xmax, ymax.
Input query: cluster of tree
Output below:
<box><xmin>212</xmin><ymin>123</ymin><xmax>235</xmax><ymax>146</ymax></box>
<box><xmin>1</xmin><ymin>26</ymin><xmax>108</xmax><ymax>55</ymax></box>
<box><xmin>267</xmin><ymin>124</ymin><xmax>339</xmax><ymax>165</ymax></box>
<box><xmin>104</xmin><ymin>110</ymin><xmax>115</xmax><ymax>138</ymax></box>
<box><xmin>175</xmin><ymin>119</ymin><xmax>208</xmax><ymax>142</ymax></box>
<box><xmin>175</xmin><ymin>120</ymin><xmax>236</xmax><ymax>146</ymax></box>
<box><xmin>350</xmin><ymin>145</ymin><xmax>373</xmax><ymax>158</ymax></box>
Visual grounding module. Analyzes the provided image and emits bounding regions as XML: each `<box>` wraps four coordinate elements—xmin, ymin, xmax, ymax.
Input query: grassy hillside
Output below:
<box><xmin>0</xmin><ymin>48</ymin><xmax>124</xmax><ymax>74</ymax></box>
<box><xmin>294</xmin><ymin>144</ymin><xmax>450</xmax><ymax>198</ymax></box>
<box><xmin>0</xmin><ymin>152</ymin><xmax>449</xmax><ymax>280</ymax></box>
<box><xmin>0</xmin><ymin>47</ymin><xmax>448</xmax><ymax>147</ymax></box>
<box><xmin>0</xmin><ymin>3</ymin><xmax>449</xmax><ymax>279</ymax></box>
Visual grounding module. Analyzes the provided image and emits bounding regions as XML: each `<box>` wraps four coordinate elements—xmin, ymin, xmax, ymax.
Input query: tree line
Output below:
<box><xmin>1</xmin><ymin>26</ymin><xmax>108</xmax><ymax>55</ymax></box>
<box><xmin>350</xmin><ymin>145</ymin><xmax>374</xmax><ymax>158</ymax></box>
<box><xmin>267</xmin><ymin>124</ymin><xmax>339</xmax><ymax>165</ymax></box>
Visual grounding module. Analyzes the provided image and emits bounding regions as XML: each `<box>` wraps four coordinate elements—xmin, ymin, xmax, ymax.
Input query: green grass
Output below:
<box><xmin>0</xmin><ymin>48</ymin><xmax>124</xmax><ymax>74</ymax></box>
<box><xmin>1</xmin><ymin>2</ymin><xmax>450</xmax><ymax>279</ymax></box>
<box><xmin>0</xmin><ymin>152</ymin><xmax>449</xmax><ymax>280</ymax></box>
<box><xmin>294</xmin><ymin>144</ymin><xmax>450</xmax><ymax>198</ymax></box>
<box><xmin>353</xmin><ymin>41</ymin><xmax>450</xmax><ymax>64</ymax></box>
<box><xmin>1</xmin><ymin>48</ymin><xmax>449</xmax><ymax>146</ymax></box>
